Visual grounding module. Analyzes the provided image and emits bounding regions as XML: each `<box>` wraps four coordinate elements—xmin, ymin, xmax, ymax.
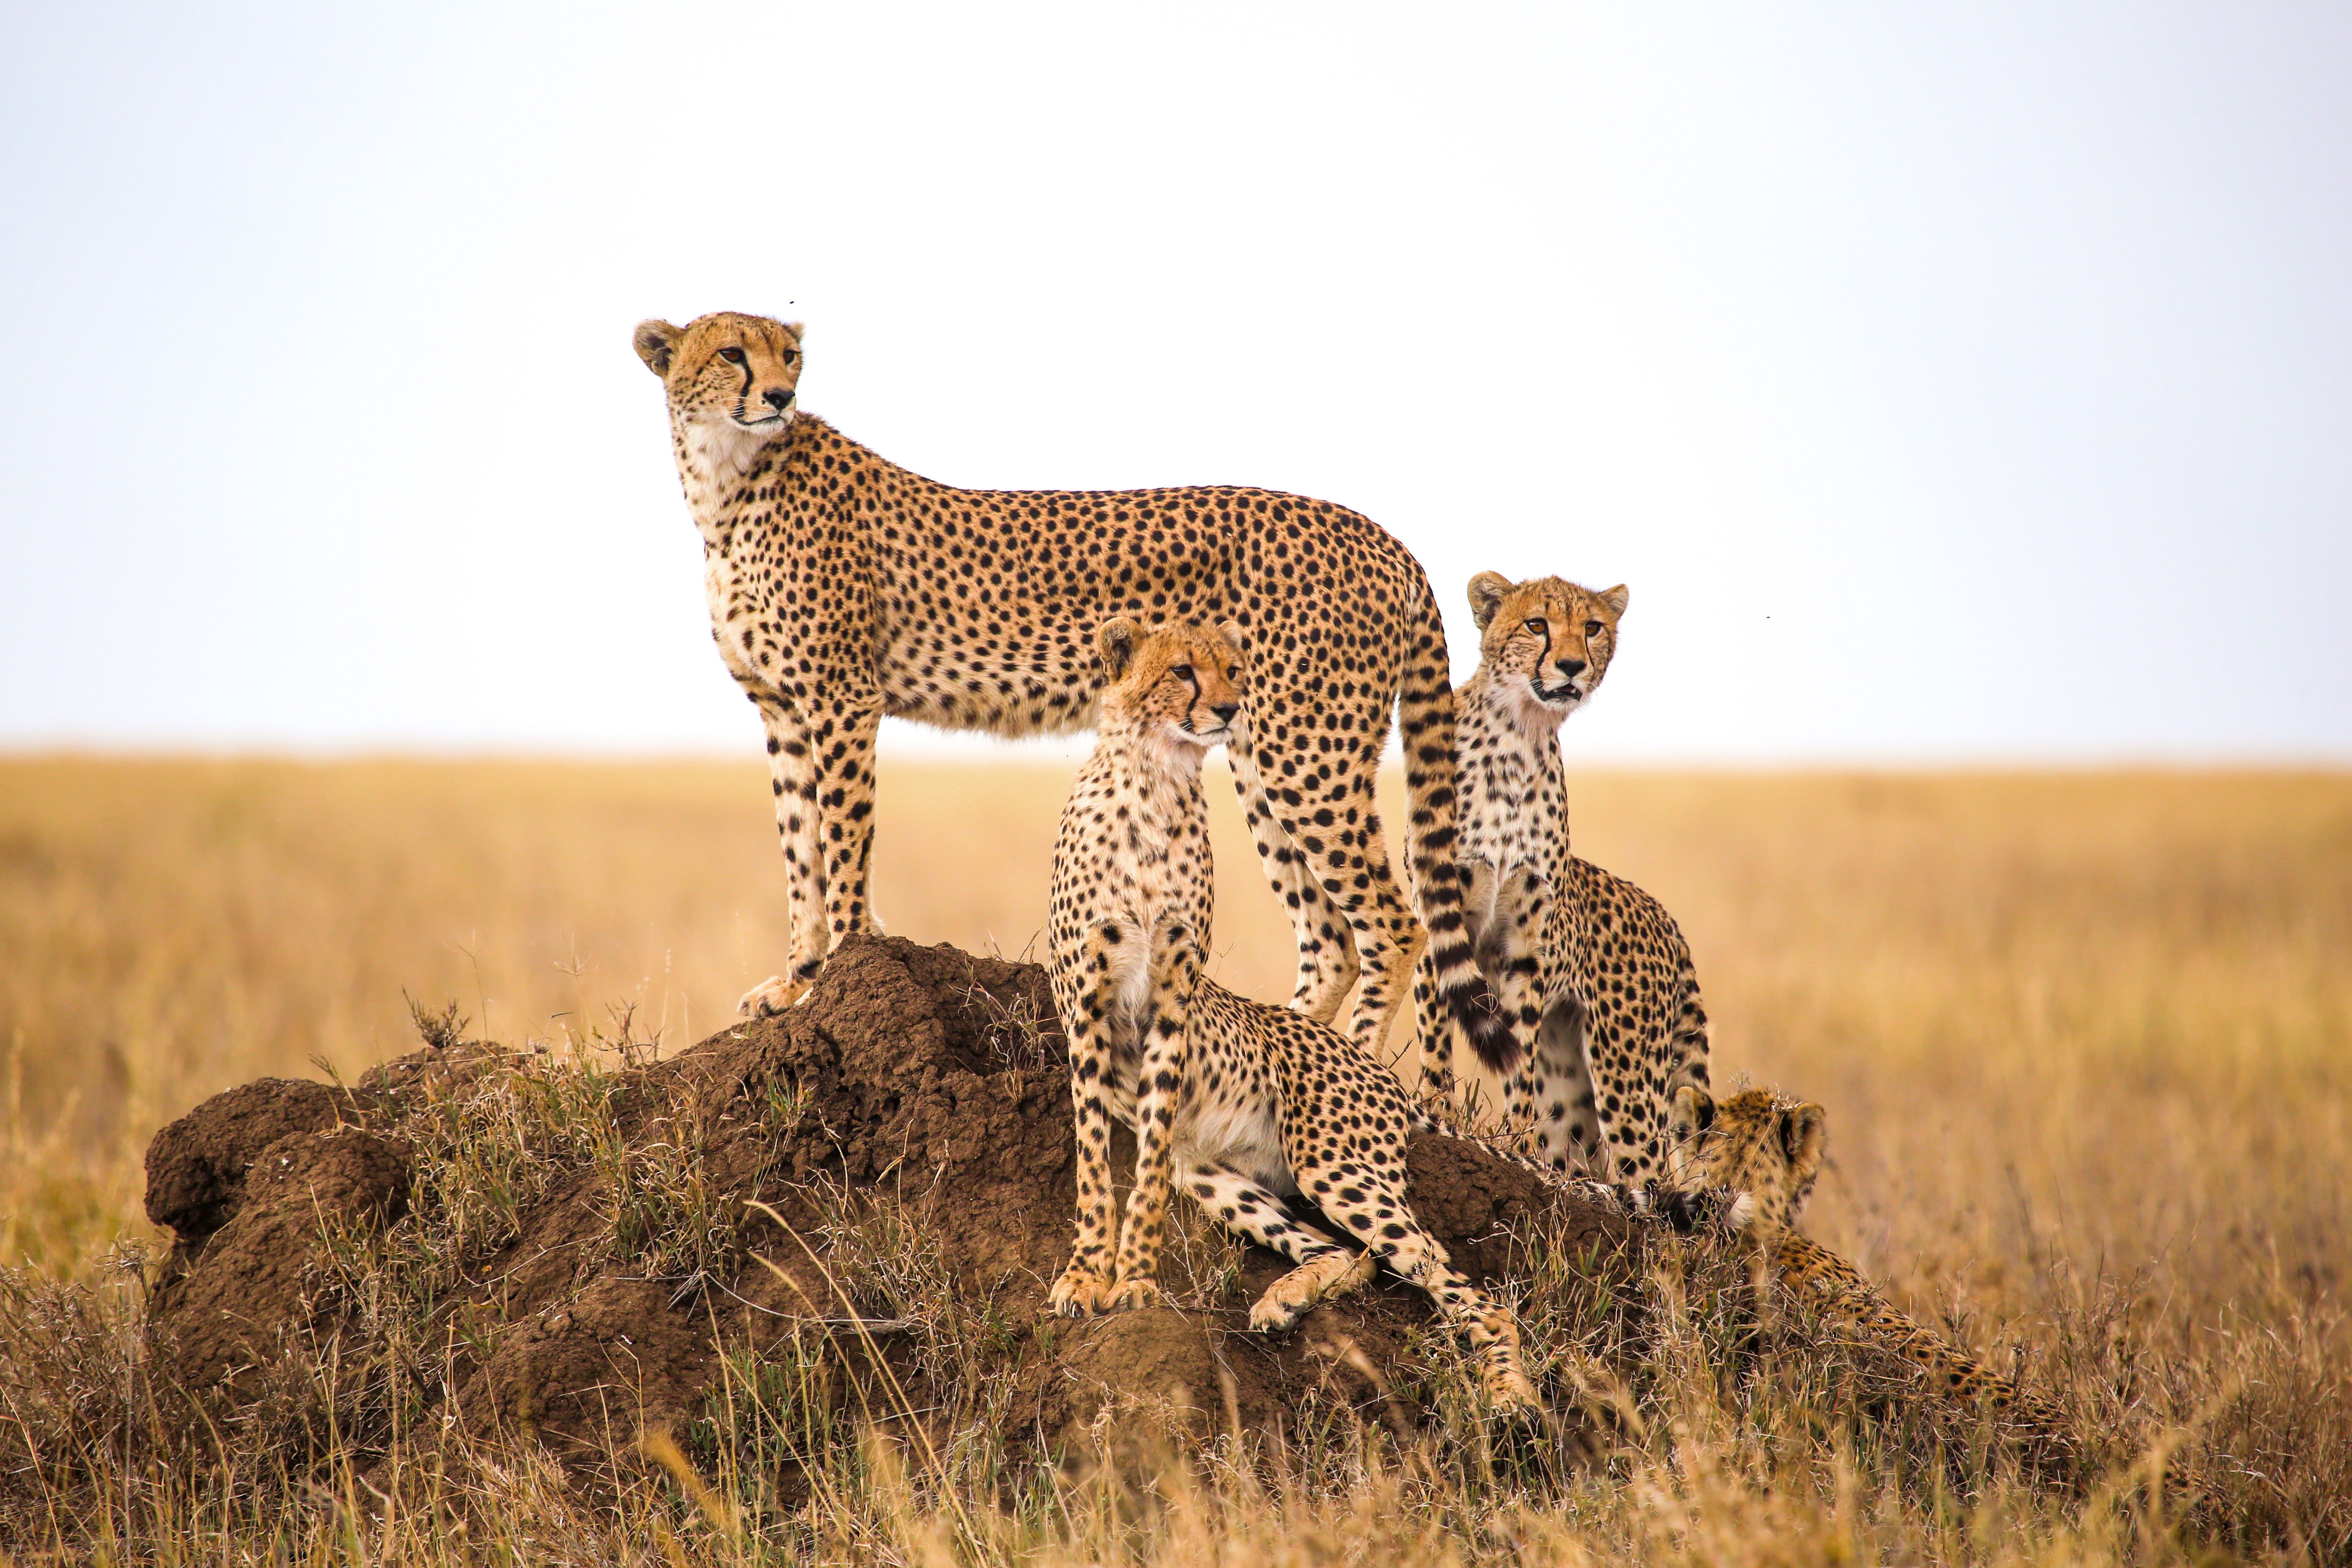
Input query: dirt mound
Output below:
<box><xmin>142</xmin><ymin>937</ymin><xmax>1656</xmax><ymax>1470</ymax></box>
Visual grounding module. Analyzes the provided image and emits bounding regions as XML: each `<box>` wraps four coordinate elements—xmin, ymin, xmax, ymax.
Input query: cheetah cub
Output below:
<box><xmin>1666</xmin><ymin>1086</ymin><xmax>2073</xmax><ymax>1444</ymax></box>
<box><xmin>1412</xmin><ymin>572</ymin><xmax>1710</xmax><ymax>1181</ymax></box>
<box><xmin>1046</xmin><ymin>617</ymin><xmax>1540</xmax><ymax>1413</ymax></box>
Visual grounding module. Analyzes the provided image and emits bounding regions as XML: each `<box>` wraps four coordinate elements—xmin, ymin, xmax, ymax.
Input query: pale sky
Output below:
<box><xmin>3</xmin><ymin>3</ymin><xmax>2347</xmax><ymax>763</ymax></box>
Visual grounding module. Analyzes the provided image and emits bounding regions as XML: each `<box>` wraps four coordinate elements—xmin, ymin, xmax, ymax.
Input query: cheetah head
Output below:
<box><xmin>633</xmin><ymin>312</ymin><xmax>805</xmax><ymax>439</ymax></box>
<box><xmin>1096</xmin><ymin>618</ymin><xmax>1246</xmax><ymax>760</ymax></box>
<box><xmin>1467</xmin><ymin>573</ymin><xmax>1627</xmax><ymax>735</ymax></box>
<box><xmin>1665</xmin><ymin>1084</ymin><xmax>1826</xmax><ymax>1240</ymax></box>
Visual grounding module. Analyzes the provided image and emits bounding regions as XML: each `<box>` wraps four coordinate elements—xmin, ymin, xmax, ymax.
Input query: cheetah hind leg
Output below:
<box><xmin>1308</xmin><ymin>1164</ymin><xmax>1541</xmax><ymax>1415</ymax></box>
<box><xmin>1179</xmin><ymin>1161</ymin><xmax>1377</xmax><ymax>1331</ymax></box>
<box><xmin>1229</xmin><ymin>737</ymin><xmax>1359</xmax><ymax>1024</ymax></box>
<box><xmin>1519</xmin><ymin>993</ymin><xmax>1602</xmax><ymax>1172</ymax></box>
<box><xmin>1408</xmin><ymin>940</ymin><xmax>1455</xmax><ymax>1100</ymax></box>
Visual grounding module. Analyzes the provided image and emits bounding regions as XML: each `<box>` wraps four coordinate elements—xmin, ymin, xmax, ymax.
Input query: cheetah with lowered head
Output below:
<box><xmin>1412</xmin><ymin>572</ymin><xmax>1711</xmax><ymax>1179</ymax></box>
<box><xmin>1044</xmin><ymin>617</ymin><xmax>1538</xmax><ymax>1412</ymax></box>
<box><xmin>632</xmin><ymin>312</ymin><xmax>1509</xmax><ymax>1066</ymax></box>
<box><xmin>1665</xmin><ymin>1085</ymin><xmax>2073</xmax><ymax>1446</ymax></box>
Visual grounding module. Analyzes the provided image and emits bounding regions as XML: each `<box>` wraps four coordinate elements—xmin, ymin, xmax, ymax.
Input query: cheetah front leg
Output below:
<box><xmin>809</xmin><ymin>699</ymin><xmax>885</xmax><ymax>952</ymax></box>
<box><xmin>738</xmin><ymin>691</ymin><xmax>827</xmax><ymax>1017</ymax></box>
<box><xmin>1487</xmin><ymin>868</ymin><xmax>1553</xmax><ymax>1148</ymax></box>
<box><xmin>1103</xmin><ymin>916</ymin><xmax>1201</xmax><ymax>1310</ymax></box>
<box><xmin>1048</xmin><ymin>916</ymin><xmax>1144</xmax><ymax>1318</ymax></box>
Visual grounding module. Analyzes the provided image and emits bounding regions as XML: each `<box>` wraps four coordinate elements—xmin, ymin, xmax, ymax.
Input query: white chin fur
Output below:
<box><xmin>1505</xmin><ymin>681</ymin><xmax>1575</xmax><ymax>740</ymax></box>
<box><xmin>1152</xmin><ymin>725</ymin><xmax>1214</xmax><ymax>775</ymax></box>
<box><xmin>682</xmin><ymin>414</ymin><xmax>777</xmax><ymax>481</ymax></box>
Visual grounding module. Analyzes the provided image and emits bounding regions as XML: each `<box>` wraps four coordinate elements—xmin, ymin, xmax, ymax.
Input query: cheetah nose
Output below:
<box><xmin>1555</xmin><ymin>658</ymin><xmax>1587</xmax><ymax>677</ymax></box>
<box><xmin>1211</xmin><ymin>702</ymin><xmax>1240</xmax><ymax>725</ymax></box>
<box><xmin>763</xmin><ymin>387</ymin><xmax>795</xmax><ymax>411</ymax></box>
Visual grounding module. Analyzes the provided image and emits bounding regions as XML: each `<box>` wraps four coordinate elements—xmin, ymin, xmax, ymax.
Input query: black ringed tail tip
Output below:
<box><xmin>1452</xmin><ymin>979</ymin><xmax>1521</xmax><ymax>1074</ymax></box>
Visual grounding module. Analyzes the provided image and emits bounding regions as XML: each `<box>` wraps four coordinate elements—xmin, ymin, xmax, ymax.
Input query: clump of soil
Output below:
<box><xmin>140</xmin><ymin>936</ymin><xmax>1659</xmax><ymax>1472</ymax></box>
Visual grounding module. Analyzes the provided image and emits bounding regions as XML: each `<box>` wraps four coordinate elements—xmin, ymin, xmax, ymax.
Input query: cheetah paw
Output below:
<box><xmin>1248</xmin><ymin>1250</ymin><xmax>1377</xmax><ymax>1332</ymax></box>
<box><xmin>1482</xmin><ymin>1366</ymin><xmax>1545</xmax><ymax>1418</ymax></box>
<box><xmin>738</xmin><ymin>974</ymin><xmax>811</xmax><ymax>1019</ymax></box>
<box><xmin>1247</xmin><ymin>1273</ymin><xmax>1328</xmax><ymax>1332</ymax></box>
<box><xmin>1248</xmin><ymin>1292</ymin><xmax>1310</xmax><ymax>1333</ymax></box>
<box><xmin>1048</xmin><ymin>1265</ymin><xmax>1119</xmax><ymax>1318</ymax></box>
<box><xmin>1104</xmin><ymin>1276</ymin><xmax>1166</xmax><ymax>1312</ymax></box>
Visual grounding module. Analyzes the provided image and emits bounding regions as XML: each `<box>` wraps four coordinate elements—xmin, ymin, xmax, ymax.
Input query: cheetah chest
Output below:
<box><xmin>701</xmin><ymin>539</ymin><xmax>776</xmax><ymax>687</ymax></box>
<box><xmin>1458</xmin><ymin>739</ymin><xmax>1564</xmax><ymax>916</ymax></box>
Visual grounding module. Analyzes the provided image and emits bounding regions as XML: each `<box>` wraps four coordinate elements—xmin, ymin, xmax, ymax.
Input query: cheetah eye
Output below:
<box><xmin>1522</xmin><ymin>618</ymin><xmax>1545</xmax><ymax>637</ymax></box>
<box><xmin>1169</xmin><ymin>665</ymin><xmax>1194</xmax><ymax>682</ymax></box>
<box><xmin>718</xmin><ymin>347</ymin><xmax>747</xmax><ymax>366</ymax></box>
<box><xmin>783</xmin><ymin>349</ymin><xmax>799</xmax><ymax>364</ymax></box>
<box><xmin>1584</xmin><ymin>621</ymin><xmax>1604</xmax><ymax>637</ymax></box>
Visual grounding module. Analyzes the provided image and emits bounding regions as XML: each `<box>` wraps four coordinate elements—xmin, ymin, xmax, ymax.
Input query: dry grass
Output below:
<box><xmin>1</xmin><ymin>755</ymin><xmax>2347</xmax><ymax>1562</ymax></box>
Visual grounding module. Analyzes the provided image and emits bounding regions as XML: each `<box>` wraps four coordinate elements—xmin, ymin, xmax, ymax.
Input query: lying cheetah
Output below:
<box><xmin>1044</xmin><ymin>618</ymin><xmax>1538</xmax><ymax>1412</ymax></box>
<box><xmin>1412</xmin><ymin>572</ymin><xmax>1709</xmax><ymax>1179</ymax></box>
<box><xmin>632</xmin><ymin>313</ymin><xmax>1509</xmax><ymax>1066</ymax></box>
<box><xmin>1666</xmin><ymin>1085</ymin><xmax>2073</xmax><ymax>1443</ymax></box>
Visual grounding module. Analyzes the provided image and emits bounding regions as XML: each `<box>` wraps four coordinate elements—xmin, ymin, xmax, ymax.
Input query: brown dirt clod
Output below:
<box><xmin>149</xmin><ymin>1125</ymin><xmax>412</xmax><ymax>1396</ymax></box>
<box><xmin>143</xmin><ymin>1077</ymin><xmax>353</xmax><ymax>1243</ymax></box>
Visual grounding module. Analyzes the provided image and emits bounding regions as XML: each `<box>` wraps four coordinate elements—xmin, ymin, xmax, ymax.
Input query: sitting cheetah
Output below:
<box><xmin>1044</xmin><ymin>617</ymin><xmax>1538</xmax><ymax>1412</ymax></box>
<box><xmin>1665</xmin><ymin>1085</ymin><xmax>2074</xmax><ymax>1443</ymax></box>
<box><xmin>632</xmin><ymin>312</ymin><xmax>1510</xmax><ymax>1066</ymax></box>
<box><xmin>1412</xmin><ymin>572</ymin><xmax>1710</xmax><ymax>1179</ymax></box>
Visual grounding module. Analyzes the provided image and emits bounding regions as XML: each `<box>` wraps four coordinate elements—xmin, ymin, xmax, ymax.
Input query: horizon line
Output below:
<box><xmin>3</xmin><ymin>744</ymin><xmax>2347</xmax><ymax>777</ymax></box>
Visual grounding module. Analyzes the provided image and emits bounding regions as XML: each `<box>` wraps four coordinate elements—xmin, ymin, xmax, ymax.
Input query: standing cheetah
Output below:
<box><xmin>1044</xmin><ymin>617</ymin><xmax>1539</xmax><ymax>1412</ymax></box>
<box><xmin>1665</xmin><ymin>1086</ymin><xmax>2074</xmax><ymax>1446</ymax></box>
<box><xmin>632</xmin><ymin>312</ymin><xmax>1510</xmax><ymax>1066</ymax></box>
<box><xmin>1411</xmin><ymin>572</ymin><xmax>1711</xmax><ymax>1180</ymax></box>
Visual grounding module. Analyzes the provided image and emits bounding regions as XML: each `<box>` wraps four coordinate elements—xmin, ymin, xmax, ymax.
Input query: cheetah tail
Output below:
<box><xmin>1393</xmin><ymin>575</ymin><xmax>1518</xmax><ymax>1074</ymax></box>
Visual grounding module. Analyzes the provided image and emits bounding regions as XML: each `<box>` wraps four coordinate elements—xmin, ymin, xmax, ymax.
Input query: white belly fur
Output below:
<box><xmin>1177</xmin><ymin>1094</ymin><xmax>1294</xmax><ymax>1195</ymax></box>
<box><xmin>1105</xmin><ymin>922</ymin><xmax>1152</xmax><ymax>1029</ymax></box>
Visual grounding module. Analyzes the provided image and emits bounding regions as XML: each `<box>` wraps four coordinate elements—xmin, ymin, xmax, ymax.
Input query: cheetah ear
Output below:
<box><xmin>633</xmin><ymin>319</ymin><xmax>683</xmax><ymax>377</ymax></box>
<box><xmin>1779</xmin><ymin>1102</ymin><xmax>1827</xmax><ymax>1179</ymax></box>
<box><xmin>1467</xmin><ymin>572</ymin><xmax>1511</xmax><ymax>631</ymax></box>
<box><xmin>1216</xmin><ymin>620</ymin><xmax>1246</xmax><ymax>662</ymax></box>
<box><xmin>1097</xmin><ymin>617</ymin><xmax>1140</xmax><ymax>682</ymax></box>
<box><xmin>1599</xmin><ymin>583</ymin><xmax>1629</xmax><ymax>619</ymax></box>
<box><xmin>782</xmin><ymin>320</ymin><xmax>805</xmax><ymax>343</ymax></box>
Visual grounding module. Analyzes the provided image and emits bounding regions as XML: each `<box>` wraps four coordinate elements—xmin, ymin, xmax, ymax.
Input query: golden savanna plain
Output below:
<box><xmin>1</xmin><ymin>756</ymin><xmax>2347</xmax><ymax>1562</ymax></box>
